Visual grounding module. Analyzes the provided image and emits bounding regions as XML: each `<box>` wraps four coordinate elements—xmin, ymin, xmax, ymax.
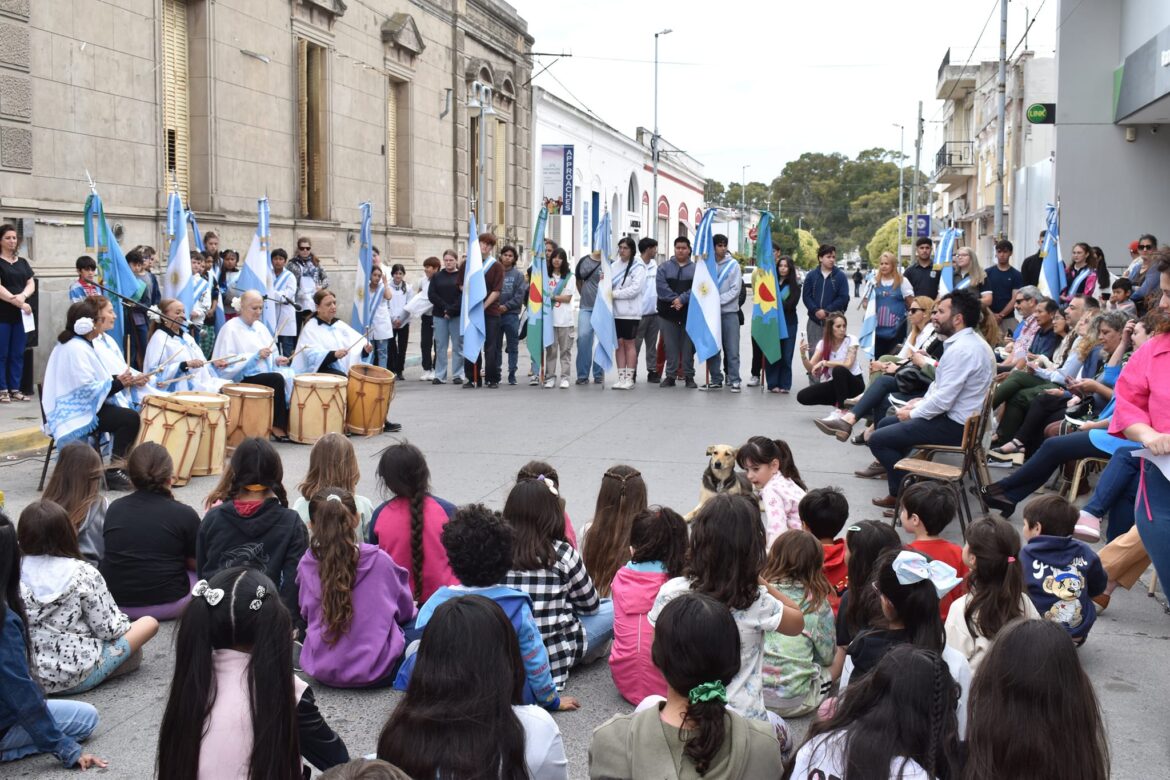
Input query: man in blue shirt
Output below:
<box><xmin>985</xmin><ymin>239</ymin><xmax>1024</xmax><ymax>337</ymax></box>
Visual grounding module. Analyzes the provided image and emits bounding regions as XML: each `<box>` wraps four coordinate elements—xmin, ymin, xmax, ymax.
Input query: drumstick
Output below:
<box><xmin>142</xmin><ymin>342</ymin><xmax>187</xmax><ymax>379</ymax></box>
<box><xmin>266</xmin><ymin>312</ymin><xmax>293</xmax><ymax>349</ymax></box>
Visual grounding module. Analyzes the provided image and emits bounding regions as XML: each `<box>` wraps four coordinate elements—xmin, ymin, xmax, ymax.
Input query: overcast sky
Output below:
<box><xmin>509</xmin><ymin>0</ymin><xmax>1058</xmax><ymax>185</ymax></box>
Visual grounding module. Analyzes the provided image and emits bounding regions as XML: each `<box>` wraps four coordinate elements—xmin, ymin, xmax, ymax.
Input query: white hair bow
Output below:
<box><xmin>73</xmin><ymin>317</ymin><xmax>95</xmax><ymax>336</ymax></box>
<box><xmin>191</xmin><ymin>579</ymin><xmax>225</xmax><ymax>606</ymax></box>
<box><xmin>891</xmin><ymin>550</ymin><xmax>962</xmax><ymax>598</ymax></box>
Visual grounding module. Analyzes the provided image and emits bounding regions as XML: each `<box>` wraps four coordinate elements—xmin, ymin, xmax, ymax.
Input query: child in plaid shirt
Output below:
<box><xmin>501</xmin><ymin>478</ymin><xmax>611</xmax><ymax>688</ymax></box>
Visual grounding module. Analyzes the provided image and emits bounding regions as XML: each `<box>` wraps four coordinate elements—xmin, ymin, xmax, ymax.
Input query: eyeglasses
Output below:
<box><xmin>298</xmin><ymin>246</ymin><xmax>311</xmax><ymax>251</ymax></box>
<box><xmin>1139</xmin><ymin>244</ymin><xmax>1154</xmax><ymax>250</ymax></box>
<box><xmin>909</xmin><ymin>307</ymin><xmax>925</xmax><ymax>313</ymax></box>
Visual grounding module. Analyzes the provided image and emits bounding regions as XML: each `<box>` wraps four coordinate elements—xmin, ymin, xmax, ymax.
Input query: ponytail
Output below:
<box><xmin>409</xmin><ymin>490</ymin><xmax>426</xmax><ymax>601</ymax></box>
<box><xmin>773</xmin><ymin>439</ymin><xmax>807</xmax><ymax>491</ymax></box>
<box><xmin>308</xmin><ymin>489</ymin><xmax>359</xmax><ymax>644</ymax></box>
<box><xmin>875</xmin><ymin>549</ymin><xmax>945</xmax><ymax>653</ymax></box>
<box><xmin>683</xmin><ymin>697</ymin><xmax>727</xmax><ymax>774</ymax></box>
<box><xmin>735</xmin><ymin>436</ymin><xmax>806</xmax><ymax>491</ymax></box>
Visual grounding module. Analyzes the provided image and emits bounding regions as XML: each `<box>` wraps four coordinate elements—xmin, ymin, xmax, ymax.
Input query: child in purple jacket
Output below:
<box><xmin>297</xmin><ymin>489</ymin><xmax>416</xmax><ymax>687</ymax></box>
<box><xmin>394</xmin><ymin>504</ymin><xmax>579</xmax><ymax>711</ymax></box>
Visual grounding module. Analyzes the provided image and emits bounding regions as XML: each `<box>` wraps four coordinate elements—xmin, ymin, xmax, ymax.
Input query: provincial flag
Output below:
<box><xmin>685</xmin><ymin>209</ymin><xmax>722</xmax><ymax>362</ymax></box>
<box><xmin>527</xmin><ymin>207</ymin><xmax>548</xmax><ymax>373</ymax></box>
<box><xmin>750</xmin><ymin>212</ymin><xmax>784</xmax><ymax>362</ymax></box>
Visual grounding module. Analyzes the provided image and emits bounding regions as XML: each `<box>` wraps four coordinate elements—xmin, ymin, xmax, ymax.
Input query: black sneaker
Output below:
<box><xmin>593</xmin><ymin>376</ymin><xmax>603</xmax><ymax>384</ymax></box>
<box><xmin>462</xmin><ymin>382</ymin><xmax>476</xmax><ymax>389</ymax></box>
<box><xmin>685</xmin><ymin>378</ymin><xmax>699</xmax><ymax>389</ymax></box>
<box><xmin>432</xmin><ymin>378</ymin><xmax>445</xmax><ymax>385</ymax></box>
<box><xmin>647</xmin><ymin>371</ymin><xmax>661</xmax><ymax>383</ymax></box>
<box><xmin>698</xmin><ymin>383</ymin><xmax>723</xmax><ymax>391</ymax></box>
<box><xmin>659</xmin><ymin>377</ymin><xmax>676</xmax><ymax>388</ymax></box>
<box><xmin>575</xmin><ymin>378</ymin><xmax>589</xmax><ymax>385</ymax></box>
<box><xmin>451</xmin><ymin>378</ymin><xmax>464</xmax><ymax>386</ymax></box>
<box><xmin>383</xmin><ymin>421</ymin><xmax>402</xmax><ymax>433</ymax></box>
<box><xmin>486</xmin><ymin>382</ymin><xmax>499</xmax><ymax>389</ymax></box>
<box><xmin>104</xmin><ymin>468</ymin><xmax>131</xmax><ymax>491</ymax></box>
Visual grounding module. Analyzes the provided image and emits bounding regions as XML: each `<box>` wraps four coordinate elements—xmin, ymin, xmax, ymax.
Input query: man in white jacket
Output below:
<box><xmin>634</xmin><ymin>238</ymin><xmax>660</xmax><ymax>383</ymax></box>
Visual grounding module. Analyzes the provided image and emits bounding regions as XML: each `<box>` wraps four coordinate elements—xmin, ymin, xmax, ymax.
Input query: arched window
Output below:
<box><xmin>627</xmin><ymin>173</ymin><xmax>638</xmax><ymax>213</ymax></box>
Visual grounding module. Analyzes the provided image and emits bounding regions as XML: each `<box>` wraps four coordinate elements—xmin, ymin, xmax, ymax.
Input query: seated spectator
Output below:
<box><xmin>99</xmin><ymin>443</ymin><xmax>200</xmax><ymax>620</ymax></box>
<box><xmin>589</xmin><ymin>592</ymin><xmax>785</xmax><ymax>778</ymax></box>
<box><xmin>1019</xmin><ymin>496</ymin><xmax>1106</xmax><ymax>646</ymax></box>
<box><xmin>1107</xmin><ymin>277</ymin><xmax>1138</xmax><ymax>318</ymax></box>
<box><xmin>898</xmin><ymin>482</ymin><xmax>968</xmax><ymax>621</ymax></box>
<box><xmin>0</xmin><ymin>511</ymin><xmax>105</xmax><ymax>770</ymax></box>
<box><xmin>395</xmin><ymin>503</ymin><xmax>578</xmax><ymax>712</ymax></box>
<box><xmin>292</xmin><ymin>433</ymin><xmax>375</xmax><ymax>542</ymax></box>
<box><xmin>377</xmin><ymin>596</ymin><xmax>569</xmax><ymax>780</ymax></box>
<box><xmin>866</xmin><ymin>289</ymin><xmax>995</xmax><ymax>509</ymax></box>
<box><xmin>17</xmin><ymin>500</ymin><xmax>158</xmax><ymax>694</ymax></box>
<box><xmin>797</xmin><ymin>487</ymin><xmax>850</xmax><ymax>612</ymax></box>
<box><xmin>797</xmin><ymin>312</ymin><xmax>864</xmax><ymax>415</ymax></box>
<box><xmin>41</xmin><ymin>442</ymin><xmax>108</xmax><ymax>564</ymax></box>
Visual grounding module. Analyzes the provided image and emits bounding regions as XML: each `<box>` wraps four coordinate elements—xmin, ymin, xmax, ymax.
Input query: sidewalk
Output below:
<box><xmin>0</xmin><ymin>395</ymin><xmax>48</xmax><ymax>458</ymax></box>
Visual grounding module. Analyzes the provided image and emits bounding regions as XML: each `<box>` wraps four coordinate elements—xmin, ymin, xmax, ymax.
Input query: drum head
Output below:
<box><xmin>223</xmin><ymin>383</ymin><xmax>275</xmax><ymax>398</ymax></box>
<box><xmin>296</xmin><ymin>373</ymin><xmax>348</xmax><ymax>388</ymax></box>
<box><xmin>172</xmin><ymin>391</ymin><xmax>229</xmax><ymax>408</ymax></box>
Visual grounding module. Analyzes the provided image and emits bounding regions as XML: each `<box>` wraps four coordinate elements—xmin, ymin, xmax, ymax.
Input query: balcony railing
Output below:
<box><xmin>935</xmin><ymin>141</ymin><xmax>973</xmax><ymax>172</ymax></box>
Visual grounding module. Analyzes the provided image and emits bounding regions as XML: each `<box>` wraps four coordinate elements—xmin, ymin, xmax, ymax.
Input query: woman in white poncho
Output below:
<box><xmin>292</xmin><ymin>288</ymin><xmax>373</xmax><ymax>375</ymax></box>
<box><xmin>293</xmin><ymin>288</ymin><xmax>402</xmax><ymax>433</ymax></box>
<box><xmin>144</xmin><ymin>298</ymin><xmax>231</xmax><ymax>394</ymax></box>
<box><xmin>41</xmin><ymin>297</ymin><xmax>143</xmax><ymax>488</ymax></box>
<box><xmin>211</xmin><ymin>290</ymin><xmax>294</xmax><ymax>441</ymax></box>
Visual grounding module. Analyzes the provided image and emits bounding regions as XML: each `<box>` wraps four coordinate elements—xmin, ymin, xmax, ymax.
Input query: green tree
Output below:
<box><xmin>866</xmin><ymin>214</ymin><xmax>909</xmax><ymax>267</ymax></box>
<box><xmin>704</xmin><ymin>178</ymin><xmax>725</xmax><ymax>203</ymax></box>
<box><xmin>795</xmin><ymin>229</ymin><xmax>819</xmax><ymax>269</ymax></box>
<box><xmin>849</xmin><ymin>189</ymin><xmax>900</xmax><ymax>263</ymax></box>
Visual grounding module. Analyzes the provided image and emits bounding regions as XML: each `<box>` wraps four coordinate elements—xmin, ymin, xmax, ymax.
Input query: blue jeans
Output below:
<box><xmin>1136</xmin><ymin>462</ymin><xmax>1170</xmax><ymax>592</ymax></box>
<box><xmin>853</xmin><ymin>374</ymin><xmax>900</xmax><ymax>421</ymax></box>
<box><xmin>0</xmin><ymin>320</ymin><xmax>27</xmax><ymax>392</ymax></box>
<box><xmin>372</xmin><ymin>339</ymin><xmax>390</xmax><ymax>369</ymax></box>
<box><xmin>129</xmin><ymin>320</ymin><xmax>149</xmax><ymax>370</ymax></box>
<box><xmin>575</xmin><ymin>309</ymin><xmax>603</xmax><ymax>381</ymax></box>
<box><xmin>0</xmin><ymin>698</ymin><xmax>99</xmax><ymax>763</ymax></box>
<box><xmin>1084</xmin><ymin>447</ymin><xmax>1140</xmax><ymax>541</ymax></box>
<box><xmin>777</xmin><ymin>317</ymin><xmax>798</xmax><ymax>390</ymax></box>
<box><xmin>658</xmin><ymin>318</ymin><xmax>695</xmax><ymax>380</ymax></box>
<box><xmin>500</xmin><ymin>311</ymin><xmax>520</xmax><ymax>379</ymax></box>
<box><xmin>997</xmin><ymin>431</ymin><xmax>1100</xmax><ymax>505</ymax></box>
<box><xmin>869</xmin><ymin>414</ymin><xmax>965</xmax><ymax>497</ymax></box>
<box><xmin>433</xmin><ymin>315</ymin><xmax>463</xmax><ymax>382</ymax></box>
<box><xmin>706</xmin><ymin>312</ymin><xmax>741</xmax><ymax>385</ymax></box>
<box><xmin>579</xmin><ymin>598</ymin><xmax>615</xmax><ymax>665</ymax></box>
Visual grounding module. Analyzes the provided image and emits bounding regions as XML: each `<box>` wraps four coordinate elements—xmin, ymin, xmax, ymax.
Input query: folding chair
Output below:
<box><xmin>1063</xmin><ymin>457</ymin><xmax>1109</xmax><ymax>502</ymax></box>
<box><xmin>892</xmin><ymin>383</ymin><xmax>997</xmax><ymax>538</ymax></box>
<box><xmin>36</xmin><ymin>383</ymin><xmax>53</xmax><ymax>491</ymax></box>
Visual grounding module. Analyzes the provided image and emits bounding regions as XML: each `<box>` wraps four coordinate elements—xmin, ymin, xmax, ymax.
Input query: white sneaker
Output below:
<box><xmin>613</xmin><ymin>368</ymin><xmax>630</xmax><ymax>390</ymax></box>
<box><xmin>747</xmin><ymin>376</ymin><xmax>761</xmax><ymax>387</ymax></box>
<box><xmin>820</xmin><ymin>409</ymin><xmax>842</xmax><ymax>422</ymax></box>
<box><xmin>560</xmin><ymin>378</ymin><xmax>570</xmax><ymax>389</ymax></box>
<box><xmin>543</xmin><ymin>378</ymin><xmax>556</xmax><ymax>389</ymax></box>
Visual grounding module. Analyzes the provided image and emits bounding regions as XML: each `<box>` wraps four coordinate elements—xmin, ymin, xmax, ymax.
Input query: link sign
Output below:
<box><xmin>1026</xmin><ymin>103</ymin><xmax>1056</xmax><ymax>125</ymax></box>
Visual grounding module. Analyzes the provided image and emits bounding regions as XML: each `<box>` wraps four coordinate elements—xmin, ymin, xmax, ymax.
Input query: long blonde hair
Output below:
<box><xmin>298</xmin><ymin>432</ymin><xmax>361</xmax><ymax>501</ymax></box>
<box><xmin>955</xmin><ymin>246</ymin><xmax>987</xmax><ymax>286</ymax></box>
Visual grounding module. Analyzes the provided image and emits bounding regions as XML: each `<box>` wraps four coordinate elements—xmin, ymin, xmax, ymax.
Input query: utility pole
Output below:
<box><xmin>894</xmin><ymin>123</ymin><xmax>904</xmax><ymax>261</ymax></box>
<box><xmin>740</xmin><ymin>164</ymin><xmax>750</xmax><ymax>255</ymax></box>
<box><xmin>910</xmin><ymin>101</ymin><xmax>924</xmax><ymax>244</ymax></box>
<box><xmin>651</xmin><ymin>28</ymin><xmax>672</xmax><ymax>243</ymax></box>
<box><xmin>994</xmin><ymin>0</ymin><xmax>1008</xmax><ymax>241</ymax></box>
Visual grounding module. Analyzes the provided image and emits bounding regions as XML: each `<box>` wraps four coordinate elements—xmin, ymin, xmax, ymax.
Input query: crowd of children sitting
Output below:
<box><xmin>0</xmin><ymin>430</ymin><xmax>1113</xmax><ymax>779</ymax></box>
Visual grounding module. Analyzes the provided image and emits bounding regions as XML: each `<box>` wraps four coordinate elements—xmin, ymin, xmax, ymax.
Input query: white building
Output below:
<box><xmin>931</xmin><ymin>50</ymin><xmax>1055</xmax><ymax>262</ymax></box>
<box><xmin>1054</xmin><ymin>0</ymin><xmax>1170</xmax><ymax>261</ymax></box>
<box><xmin>532</xmin><ymin>87</ymin><xmax>705</xmax><ymax>262</ymax></box>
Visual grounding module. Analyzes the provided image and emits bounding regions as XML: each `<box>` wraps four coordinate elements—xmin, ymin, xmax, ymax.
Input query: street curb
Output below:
<box><xmin>0</xmin><ymin>425</ymin><xmax>49</xmax><ymax>457</ymax></box>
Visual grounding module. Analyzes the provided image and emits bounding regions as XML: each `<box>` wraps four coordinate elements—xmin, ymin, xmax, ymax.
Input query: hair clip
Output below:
<box><xmin>1007</xmin><ymin>556</ymin><xmax>1017</xmax><ymax>564</ymax></box>
<box><xmin>846</xmin><ymin>524</ymin><xmax>863</xmax><ymax>533</ymax></box>
<box><xmin>243</xmin><ymin>484</ymin><xmax>267</xmax><ymax>492</ymax></box>
<box><xmin>248</xmin><ymin>585</ymin><xmax>268</xmax><ymax>611</ymax></box>
<box><xmin>536</xmin><ymin>475</ymin><xmax>559</xmax><ymax>497</ymax></box>
<box><xmin>891</xmin><ymin>550</ymin><xmax>962</xmax><ymax>598</ymax></box>
<box><xmin>73</xmin><ymin>317</ymin><xmax>95</xmax><ymax>336</ymax></box>
<box><xmin>326</xmin><ymin>494</ymin><xmax>342</xmax><ymax>503</ymax></box>
<box><xmin>192</xmin><ymin>579</ymin><xmax>225</xmax><ymax>606</ymax></box>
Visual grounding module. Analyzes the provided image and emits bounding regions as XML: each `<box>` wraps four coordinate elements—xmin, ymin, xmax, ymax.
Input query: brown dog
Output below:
<box><xmin>685</xmin><ymin>444</ymin><xmax>753</xmax><ymax>520</ymax></box>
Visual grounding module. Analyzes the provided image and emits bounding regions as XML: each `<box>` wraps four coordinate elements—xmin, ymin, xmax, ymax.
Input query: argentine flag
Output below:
<box><xmin>1038</xmin><ymin>204</ymin><xmax>1064</xmax><ymax>301</ymax></box>
<box><xmin>857</xmin><ymin>268</ymin><xmax>879</xmax><ymax>357</ymax></box>
<box><xmin>589</xmin><ymin>210</ymin><xmax>617</xmax><ymax>373</ymax></box>
<box><xmin>351</xmin><ymin>201</ymin><xmax>381</xmax><ymax>337</ymax></box>
<box><xmin>460</xmin><ymin>212</ymin><xmax>487</xmax><ymax>363</ymax></box>
<box><xmin>83</xmin><ymin>191</ymin><xmax>146</xmax><ymax>348</ymax></box>
<box><xmin>235</xmin><ymin>198</ymin><xmax>272</xmax><ymax>297</ymax></box>
<box><xmin>686</xmin><ymin>209</ymin><xmax>722</xmax><ymax>362</ymax></box>
<box><xmin>935</xmin><ymin>227</ymin><xmax>962</xmax><ymax>295</ymax></box>
<box><xmin>163</xmin><ymin>191</ymin><xmax>194</xmax><ymax>312</ymax></box>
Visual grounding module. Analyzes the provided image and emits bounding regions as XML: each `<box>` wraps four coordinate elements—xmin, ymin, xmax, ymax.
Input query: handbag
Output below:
<box><xmin>893</xmin><ymin>363</ymin><xmax>935</xmax><ymax>395</ymax></box>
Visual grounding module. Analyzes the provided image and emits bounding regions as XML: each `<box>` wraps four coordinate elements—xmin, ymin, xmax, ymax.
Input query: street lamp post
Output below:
<box><xmin>651</xmin><ymin>28</ymin><xmax>672</xmax><ymax>243</ymax></box>
<box><xmin>740</xmin><ymin>164</ymin><xmax>750</xmax><ymax>255</ymax></box>
<box><xmin>467</xmin><ymin>80</ymin><xmax>495</xmax><ymax>222</ymax></box>
<box><xmin>894</xmin><ymin>122</ymin><xmax>904</xmax><ymax>262</ymax></box>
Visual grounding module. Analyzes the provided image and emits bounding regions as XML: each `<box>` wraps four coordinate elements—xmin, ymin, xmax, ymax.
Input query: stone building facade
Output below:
<box><xmin>0</xmin><ymin>0</ymin><xmax>533</xmax><ymax>372</ymax></box>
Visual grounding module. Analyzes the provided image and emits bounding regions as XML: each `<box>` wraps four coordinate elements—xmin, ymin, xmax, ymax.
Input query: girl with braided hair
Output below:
<box><xmin>368</xmin><ymin>443</ymin><xmax>457</xmax><ymax>604</ymax></box>
<box><xmin>840</xmin><ymin>549</ymin><xmax>973</xmax><ymax>737</ymax></box>
<box><xmin>785</xmin><ymin>644</ymin><xmax>961</xmax><ymax>780</ymax></box>
<box><xmin>582</xmin><ymin>465</ymin><xmax>648</xmax><ymax>597</ymax></box>
<box><xmin>298</xmin><ymin>489</ymin><xmax>416</xmax><ymax>688</ymax></box>
<box><xmin>516</xmin><ymin>460</ymin><xmax>579</xmax><ymax>547</ymax></box>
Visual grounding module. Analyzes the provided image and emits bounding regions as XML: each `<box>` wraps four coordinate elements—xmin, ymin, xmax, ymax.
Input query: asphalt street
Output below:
<box><xmin>2</xmin><ymin>320</ymin><xmax>1168</xmax><ymax>778</ymax></box>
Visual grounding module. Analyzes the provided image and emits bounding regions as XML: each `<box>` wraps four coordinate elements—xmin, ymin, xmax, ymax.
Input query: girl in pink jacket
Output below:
<box><xmin>608</xmin><ymin>506</ymin><xmax>687</xmax><ymax>705</ymax></box>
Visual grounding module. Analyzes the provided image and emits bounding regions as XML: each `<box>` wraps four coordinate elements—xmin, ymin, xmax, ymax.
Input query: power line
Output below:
<box><xmin>930</xmin><ymin>0</ymin><xmax>1002</xmax><ymax>122</ymax></box>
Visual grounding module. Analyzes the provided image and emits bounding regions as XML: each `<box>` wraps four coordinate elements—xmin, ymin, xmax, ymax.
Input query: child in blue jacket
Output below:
<box><xmin>394</xmin><ymin>504</ymin><xmax>580</xmax><ymax>711</ymax></box>
<box><xmin>1020</xmin><ymin>495</ymin><xmax>1107</xmax><ymax>645</ymax></box>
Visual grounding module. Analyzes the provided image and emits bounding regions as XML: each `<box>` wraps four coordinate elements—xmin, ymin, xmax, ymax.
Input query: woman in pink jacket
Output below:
<box><xmin>609</xmin><ymin>507</ymin><xmax>687</xmax><ymax>705</ymax></box>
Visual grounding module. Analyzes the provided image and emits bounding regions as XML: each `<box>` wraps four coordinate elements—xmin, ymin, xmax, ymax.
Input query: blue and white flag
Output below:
<box><xmin>235</xmin><ymin>198</ymin><xmax>271</xmax><ymax>297</ymax></box>
<box><xmin>1038</xmin><ymin>203</ymin><xmax>1064</xmax><ymax>301</ymax></box>
<box><xmin>163</xmin><ymin>191</ymin><xmax>193</xmax><ymax>310</ymax></box>
<box><xmin>685</xmin><ymin>209</ymin><xmax>722</xmax><ymax>362</ymax></box>
<box><xmin>83</xmin><ymin>191</ymin><xmax>146</xmax><ymax>349</ymax></box>
<box><xmin>188</xmin><ymin>211</ymin><xmax>206</xmax><ymax>254</ymax></box>
<box><xmin>460</xmin><ymin>212</ymin><xmax>487</xmax><ymax>363</ymax></box>
<box><xmin>351</xmin><ymin>202</ymin><xmax>381</xmax><ymax>337</ymax></box>
<box><xmin>857</xmin><ymin>269</ymin><xmax>879</xmax><ymax>357</ymax></box>
<box><xmin>589</xmin><ymin>211</ymin><xmax>617</xmax><ymax>373</ymax></box>
<box><xmin>935</xmin><ymin>227</ymin><xmax>962</xmax><ymax>295</ymax></box>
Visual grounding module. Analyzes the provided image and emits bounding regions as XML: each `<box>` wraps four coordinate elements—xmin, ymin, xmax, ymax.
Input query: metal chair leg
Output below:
<box><xmin>38</xmin><ymin>439</ymin><xmax>54</xmax><ymax>491</ymax></box>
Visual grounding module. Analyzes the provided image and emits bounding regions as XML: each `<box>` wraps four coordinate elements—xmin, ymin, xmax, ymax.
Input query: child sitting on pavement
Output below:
<box><xmin>900</xmin><ymin>482</ymin><xmax>968</xmax><ymax>621</ymax></box>
<box><xmin>798</xmin><ymin>487</ymin><xmax>850</xmax><ymax>614</ymax></box>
